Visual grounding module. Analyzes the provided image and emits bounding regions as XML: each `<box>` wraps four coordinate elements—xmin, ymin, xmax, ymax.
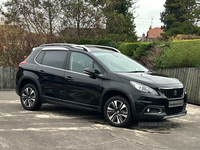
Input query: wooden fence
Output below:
<box><xmin>0</xmin><ymin>66</ymin><xmax>199</xmax><ymax>105</ymax></box>
<box><xmin>0</xmin><ymin>66</ymin><xmax>18</xmax><ymax>89</ymax></box>
<box><xmin>157</xmin><ymin>67</ymin><xmax>200</xmax><ymax>105</ymax></box>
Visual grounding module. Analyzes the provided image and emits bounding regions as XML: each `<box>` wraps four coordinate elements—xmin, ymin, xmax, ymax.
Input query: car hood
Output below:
<box><xmin>116</xmin><ymin>72</ymin><xmax>183</xmax><ymax>88</ymax></box>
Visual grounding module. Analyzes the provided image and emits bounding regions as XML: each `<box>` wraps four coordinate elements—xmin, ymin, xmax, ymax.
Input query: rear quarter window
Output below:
<box><xmin>36</xmin><ymin>51</ymin><xmax>45</xmax><ymax>64</ymax></box>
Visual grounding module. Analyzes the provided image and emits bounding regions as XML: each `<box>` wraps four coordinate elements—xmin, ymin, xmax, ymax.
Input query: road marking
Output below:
<box><xmin>35</xmin><ymin>114</ymin><xmax>76</xmax><ymax>119</ymax></box>
<box><xmin>0</xmin><ymin>100</ymin><xmax>19</xmax><ymax>104</ymax></box>
<box><xmin>0</xmin><ymin>125</ymin><xmax>114</xmax><ymax>132</ymax></box>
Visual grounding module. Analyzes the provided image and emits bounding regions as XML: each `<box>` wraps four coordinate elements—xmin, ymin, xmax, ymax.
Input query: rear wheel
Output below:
<box><xmin>104</xmin><ymin>96</ymin><xmax>132</xmax><ymax>127</ymax></box>
<box><xmin>20</xmin><ymin>84</ymin><xmax>42</xmax><ymax>110</ymax></box>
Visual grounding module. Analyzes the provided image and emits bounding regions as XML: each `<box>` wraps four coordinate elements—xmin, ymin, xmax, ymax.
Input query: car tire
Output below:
<box><xmin>104</xmin><ymin>96</ymin><xmax>132</xmax><ymax>127</ymax></box>
<box><xmin>20</xmin><ymin>84</ymin><xmax>42</xmax><ymax>111</ymax></box>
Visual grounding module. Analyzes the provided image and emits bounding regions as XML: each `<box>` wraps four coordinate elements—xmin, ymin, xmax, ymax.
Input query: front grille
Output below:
<box><xmin>165</xmin><ymin>106</ymin><xmax>183</xmax><ymax>115</ymax></box>
<box><xmin>160</xmin><ymin>88</ymin><xmax>183</xmax><ymax>98</ymax></box>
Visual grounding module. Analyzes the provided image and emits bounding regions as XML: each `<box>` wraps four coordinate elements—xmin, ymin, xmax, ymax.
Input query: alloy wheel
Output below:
<box><xmin>106</xmin><ymin>100</ymin><xmax>128</xmax><ymax>124</ymax></box>
<box><xmin>21</xmin><ymin>87</ymin><xmax>36</xmax><ymax>108</ymax></box>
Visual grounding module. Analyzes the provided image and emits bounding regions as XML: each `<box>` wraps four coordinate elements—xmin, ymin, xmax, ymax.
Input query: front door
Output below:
<box><xmin>63</xmin><ymin>52</ymin><xmax>103</xmax><ymax>106</ymax></box>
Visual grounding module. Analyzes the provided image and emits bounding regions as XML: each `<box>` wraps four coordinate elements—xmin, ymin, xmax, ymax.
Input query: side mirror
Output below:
<box><xmin>84</xmin><ymin>68</ymin><xmax>96</xmax><ymax>78</ymax></box>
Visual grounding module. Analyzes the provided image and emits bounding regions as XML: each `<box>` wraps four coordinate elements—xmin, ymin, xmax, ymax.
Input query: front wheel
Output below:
<box><xmin>104</xmin><ymin>96</ymin><xmax>132</xmax><ymax>127</ymax></box>
<box><xmin>20</xmin><ymin>84</ymin><xmax>42</xmax><ymax>111</ymax></box>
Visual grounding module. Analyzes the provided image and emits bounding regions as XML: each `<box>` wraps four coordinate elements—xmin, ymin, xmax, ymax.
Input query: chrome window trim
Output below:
<box><xmin>34</xmin><ymin>50</ymin><xmax>88</xmax><ymax>77</ymax></box>
<box><xmin>34</xmin><ymin>60</ymin><xmax>89</xmax><ymax>77</ymax></box>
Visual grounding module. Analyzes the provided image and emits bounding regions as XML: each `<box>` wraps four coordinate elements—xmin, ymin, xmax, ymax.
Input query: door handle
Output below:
<box><xmin>39</xmin><ymin>70</ymin><xmax>45</xmax><ymax>74</ymax></box>
<box><xmin>65</xmin><ymin>76</ymin><xmax>73</xmax><ymax>81</ymax></box>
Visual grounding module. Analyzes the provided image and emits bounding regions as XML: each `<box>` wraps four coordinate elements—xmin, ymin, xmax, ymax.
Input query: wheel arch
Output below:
<box><xmin>18</xmin><ymin>77</ymin><xmax>42</xmax><ymax>98</ymax></box>
<box><xmin>99</xmin><ymin>89</ymin><xmax>134</xmax><ymax>113</ymax></box>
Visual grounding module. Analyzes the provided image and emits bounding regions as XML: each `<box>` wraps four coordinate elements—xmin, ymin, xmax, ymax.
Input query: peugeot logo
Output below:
<box><xmin>174</xmin><ymin>90</ymin><xmax>177</xmax><ymax>96</ymax></box>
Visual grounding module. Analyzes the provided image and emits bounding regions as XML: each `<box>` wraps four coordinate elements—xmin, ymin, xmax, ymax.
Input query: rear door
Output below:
<box><xmin>35</xmin><ymin>49</ymin><xmax>68</xmax><ymax>99</ymax></box>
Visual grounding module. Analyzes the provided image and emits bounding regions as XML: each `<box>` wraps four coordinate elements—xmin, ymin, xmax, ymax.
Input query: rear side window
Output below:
<box><xmin>39</xmin><ymin>51</ymin><xmax>67</xmax><ymax>69</ymax></box>
<box><xmin>36</xmin><ymin>51</ymin><xmax>45</xmax><ymax>64</ymax></box>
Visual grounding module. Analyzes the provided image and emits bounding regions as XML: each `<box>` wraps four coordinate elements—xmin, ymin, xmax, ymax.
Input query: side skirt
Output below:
<box><xmin>41</xmin><ymin>95</ymin><xmax>100</xmax><ymax>112</ymax></box>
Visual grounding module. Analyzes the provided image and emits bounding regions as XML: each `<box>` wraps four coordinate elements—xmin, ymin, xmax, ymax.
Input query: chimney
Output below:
<box><xmin>149</xmin><ymin>26</ymin><xmax>152</xmax><ymax>30</ymax></box>
<box><xmin>142</xmin><ymin>33</ymin><xmax>145</xmax><ymax>42</ymax></box>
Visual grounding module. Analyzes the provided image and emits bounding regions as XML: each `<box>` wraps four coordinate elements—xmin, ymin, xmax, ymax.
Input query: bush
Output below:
<box><xmin>154</xmin><ymin>40</ymin><xmax>200</xmax><ymax>68</ymax></box>
<box><xmin>0</xmin><ymin>25</ymin><xmax>64</xmax><ymax>66</ymax></box>
<box><xmin>73</xmin><ymin>38</ymin><xmax>119</xmax><ymax>48</ymax></box>
<box><xmin>94</xmin><ymin>38</ymin><xmax>111</xmax><ymax>46</ymax></box>
<box><xmin>118</xmin><ymin>43</ymin><xmax>138</xmax><ymax>56</ymax></box>
<box><xmin>78</xmin><ymin>39</ymin><xmax>93</xmax><ymax>44</ymax></box>
<box><xmin>93</xmin><ymin>38</ymin><xmax>118</xmax><ymax>48</ymax></box>
<box><xmin>134</xmin><ymin>44</ymin><xmax>152</xmax><ymax>60</ymax></box>
<box><xmin>118</xmin><ymin>42</ymin><xmax>159</xmax><ymax>60</ymax></box>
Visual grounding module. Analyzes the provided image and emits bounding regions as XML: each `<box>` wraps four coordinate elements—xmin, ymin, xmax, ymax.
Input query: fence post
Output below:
<box><xmin>0</xmin><ymin>66</ymin><xmax>2</xmax><ymax>89</ymax></box>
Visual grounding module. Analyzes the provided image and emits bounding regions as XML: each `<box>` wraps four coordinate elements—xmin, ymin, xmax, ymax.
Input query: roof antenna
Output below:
<box><xmin>151</xmin><ymin>17</ymin><xmax>154</xmax><ymax>28</ymax></box>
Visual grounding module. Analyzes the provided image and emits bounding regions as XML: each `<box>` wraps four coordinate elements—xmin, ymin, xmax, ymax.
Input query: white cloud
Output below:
<box><xmin>134</xmin><ymin>0</ymin><xmax>166</xmax><ymax>37</ymax></box>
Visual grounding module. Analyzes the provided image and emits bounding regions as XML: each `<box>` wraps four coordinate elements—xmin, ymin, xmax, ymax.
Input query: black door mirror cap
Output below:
<box><xmin>84</xmin><ymin>68</ymin><xmax>96</xmax><ymax>78</ymax></box>
<box><xmin>84</xmin><ymin>68</ymin><xmax>108</xmax><ymax>79</ymax></box>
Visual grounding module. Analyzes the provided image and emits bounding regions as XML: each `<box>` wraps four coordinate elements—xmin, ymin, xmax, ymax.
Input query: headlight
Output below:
<box><xmin>130</xmin><ymin>81</ymin><xmax>158</xmax><ymax>95</ymax></box>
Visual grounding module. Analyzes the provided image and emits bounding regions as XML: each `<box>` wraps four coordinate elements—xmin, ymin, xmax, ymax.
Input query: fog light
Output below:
<box><xmin>146</xmin><ymin>107</ymin><xmax>162</xmax><ymax>113</ymax></box>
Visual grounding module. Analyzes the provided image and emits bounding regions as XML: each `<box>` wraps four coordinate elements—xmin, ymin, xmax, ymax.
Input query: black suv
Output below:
<box><xmin>15</xmin><ymin>43</ymin><xmax>187</xmax><ymax>127</ymax></box>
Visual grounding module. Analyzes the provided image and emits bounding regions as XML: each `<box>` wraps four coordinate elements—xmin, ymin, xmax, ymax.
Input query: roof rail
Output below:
<box><xmin>70</xmin><ymin>45</ymin><xmax>91</xmax><ymax>52</ymax></box>
<box><xmin>39</xmin><ymin>43</ymin><xmax>120</xmax><ymax>53</ymax></box>
<box><xmin>85</xmin><ymin>45</ymin><xmax>121</xmax><ymax>53</ymax></box>
<box><xmin>39</xmin><ymin>43</ymin><xmax>90</xmax><ymax>52</ymax></box>
<box><xmin>40</xmin><ymin>43</ymin><xmax>72</xmax><ymax>47</ymax></box>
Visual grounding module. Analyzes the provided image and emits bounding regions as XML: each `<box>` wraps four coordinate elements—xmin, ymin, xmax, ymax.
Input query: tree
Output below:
<box><xmin>0</xmin><ymin>25</ymin><xmax>44</xmax><ymax>66</ymax></box>
<box><xmin>0</xmin><ymin>0</ymin><xmax>64</xmax><ymax>40</ymax></box>
<box><xmin>160</xmin><ymin>0</ymin><xmax>200</xmax><ymax>37</ymax></box>
<box><xmin>61</xmin><ymin>0</ymin><xmax>104</xmax><ymax>39</ymax></box>
<box><xmin>90</xmin><ymin>0</ymin><xmax>137</xmax><ymax>42</ymax></box>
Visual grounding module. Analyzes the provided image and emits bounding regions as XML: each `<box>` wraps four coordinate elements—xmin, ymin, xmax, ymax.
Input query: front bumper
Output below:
<box><xmin>129</xmin><ymin>91</ymin><xmax>187</xmax><ymax>120</ymax></box>
<box><xmin>163</xmin><ymin>112</ymin><xmax>186</xmax><ymax>119</ymax></box>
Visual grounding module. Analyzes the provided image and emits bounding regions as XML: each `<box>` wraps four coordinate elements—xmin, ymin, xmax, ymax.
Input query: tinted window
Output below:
<box><xmin>42</xmin><ymin>51</ymin><xmax>67</xmax><ymax>69</ymax></box>
<box><xmin>69</xmin><ymin>52</ymin><xmax>101</xmax><ymax>74</ymax></box>
<box><xmin>36</xmin><ymin>51</ymin><xmax>45</xmax><ymax>64</ymax></box>
<box><xmin>94</xmin><ymin>62</ymin><xmax>102</xmax><ymax>74</ymax></box>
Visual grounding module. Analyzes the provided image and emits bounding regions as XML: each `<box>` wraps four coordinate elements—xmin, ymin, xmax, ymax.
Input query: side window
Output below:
<box><xmin>94</xmin><ymin>62</ymin><xmax>101</xmax><ymax>74</ymax></box>
<box><xmin>41</xmin><ymin>51</ymin><xmax>67</xmax><ymax>69</ymax></box>
<box><xmin>36</xmin><ymin>51</ymin><xmax>45</xmax><ymax>64</ymax></box>
<box><xmin>69</xmin><ymin>52</ymin><xmax>102</xmax><ymax>74</ymax></box>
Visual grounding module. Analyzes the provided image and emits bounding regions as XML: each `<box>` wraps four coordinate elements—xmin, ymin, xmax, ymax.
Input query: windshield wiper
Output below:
<box><xmin>126</xmin><ymin>71</ymin><xmax>146</xmax><ymax>73</ymax></box>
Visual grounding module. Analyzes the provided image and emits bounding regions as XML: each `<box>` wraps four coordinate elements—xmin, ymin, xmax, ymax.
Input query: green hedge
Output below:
<box><xmin>155</xmin><ymin>40</ymin><xmax>200</xmax><ymax>68</ymax></box>
<box><xmin>77</xmin><ymin>38</ymin><xmax>119</xmax><ymax>48</ymax></box>
<box><xmin>78</xmin><ymin>39</ymin><xmax>93</xmax><ymax>44</ymax></box>
<box><xmin>118</xmin><ymin>42</ymin><xmax>159</xmax><ymax>60</ymax></box>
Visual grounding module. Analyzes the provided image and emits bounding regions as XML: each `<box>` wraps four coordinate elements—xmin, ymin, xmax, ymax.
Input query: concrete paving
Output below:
<box><xmin>0</xmin><ymin>90</ymin><xmax>200</xmax><ymax>150</ymax></box>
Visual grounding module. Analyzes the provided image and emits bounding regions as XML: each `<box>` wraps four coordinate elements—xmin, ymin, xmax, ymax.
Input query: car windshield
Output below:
<box><xmin>92</xmin><ymin>52</ymin><xmax>148</xmax><ymax>72</ymax></box>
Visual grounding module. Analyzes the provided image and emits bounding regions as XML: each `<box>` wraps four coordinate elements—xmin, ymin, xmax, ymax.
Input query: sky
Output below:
<box><xmin>0</xmin><ymin>0</ymin><xmax>166</xmax><ymax>37</ymax></box>
<box><xmin>134</xmin><ymin>0</ymin><xmax>166</xmax><ymax>37</ymax></box>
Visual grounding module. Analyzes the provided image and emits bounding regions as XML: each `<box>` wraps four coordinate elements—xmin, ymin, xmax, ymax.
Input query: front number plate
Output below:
<box><xmin>169</xmin><ymin>100</ymin><xmax>184</xmax><ymax>108</ymax></box>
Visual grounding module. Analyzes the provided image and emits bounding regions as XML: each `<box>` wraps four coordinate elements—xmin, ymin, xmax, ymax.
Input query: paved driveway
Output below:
<box><xmin>0</xmin><ymin>90</ymin><xmax>200</xmax><ymax>150</ymax></box>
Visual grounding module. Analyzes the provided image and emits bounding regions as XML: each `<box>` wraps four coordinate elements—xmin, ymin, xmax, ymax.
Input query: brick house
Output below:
<box><xmin>142</xmin><ymin>26</ymin><xmax>164</xmax><ymax>42</ymax></box>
